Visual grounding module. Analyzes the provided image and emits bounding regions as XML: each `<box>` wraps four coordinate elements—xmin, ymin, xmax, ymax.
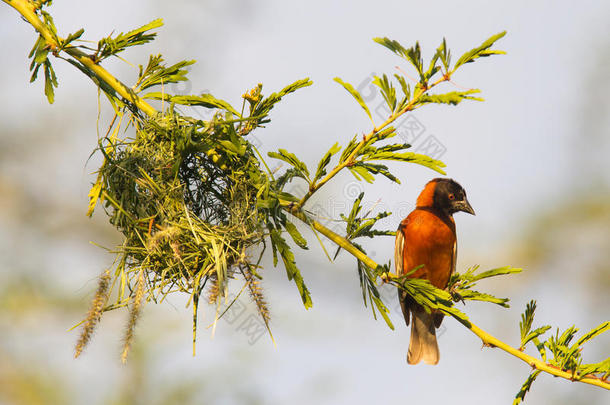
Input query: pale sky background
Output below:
<box><xmin>1</xmin><ymin>1</ymin><xmax>609</xmax><ymax>404</ymax></box>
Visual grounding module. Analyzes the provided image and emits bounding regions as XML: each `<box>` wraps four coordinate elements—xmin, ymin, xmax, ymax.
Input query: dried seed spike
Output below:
<box><xmin>192</xmin><ymin>291</ymin><xmax>199</xmax><ymax>357</ymax></box>
<box><xmin>242</xmin><ymin>265</ymin><xmax>271</xmax><ymax>332</ymax></box>
<box><xmin>207</xmin><ymin>274</ymin><xmax>220</xmax><ymax>305</ymax></box>
<box><xmin>75</xmin><ymin>269</ymin><xmax>111</xmax><ymax>358</ymax></box>
<box><xmin>121</xmin><ymin>269</ymin><xmax>145</xmax><ymax>364</ymax></box>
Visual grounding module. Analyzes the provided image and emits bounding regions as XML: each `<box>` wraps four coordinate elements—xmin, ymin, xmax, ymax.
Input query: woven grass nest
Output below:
<box><xmin>76</xmin><ymin>111</ymin><xmax>273</xmax><ymax>360</ymax></box>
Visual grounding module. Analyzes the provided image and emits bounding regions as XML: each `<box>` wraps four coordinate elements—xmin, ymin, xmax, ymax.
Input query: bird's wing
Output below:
<box><xmin>451</xmin><ymin>238</ymin><xmax>457</xmax><ymax>275</ymax></box>
<box><xmin>394</xmin><ymin>223</ymin><xmax>405</xmax><ymax>276</ymax></box>
<box><xmin>395</xmin><ymin>222</ymin><xmax>411</xmax><ymax>326</ymax></box>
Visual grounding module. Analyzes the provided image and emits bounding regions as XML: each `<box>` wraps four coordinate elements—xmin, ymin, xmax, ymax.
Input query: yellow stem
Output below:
<box><xmin>464</xmin><ymin>322</ymin><xmax>609</xmax><ymax>390</ymax></box>
<box><xmin>288</xmin><ymin>208</ymin><xmax>378</xmax><ymax>270</ymax></box>
<box><xmin>4</xmin><ymin>0</ymin><xmax>158</xmax><ymax>117</ymax></box>
<box><xmin>287</xmin><ymin>205</ymin><xmax>609</xmax><ymax>391</ymax></box>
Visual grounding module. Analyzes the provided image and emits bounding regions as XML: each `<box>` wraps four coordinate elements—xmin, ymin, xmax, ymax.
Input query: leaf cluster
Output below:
<box><xmin>381</xmin><ymin>264</ymin><xmax>524</xmax><ymax>333</ymax></box>
<box><xmin>135</xmin><ymin>55</ymin><xmax>194</xmax><ymax>93</ymax></box>
<box><xmin>268</xmin><ymin>126</ymin><xmax>446</xmax><ymax>203</ymax></box>
<box><xmin>95</xmin><ymin>19</ymin><xmax>163</xmax><ymax>62</ymax></box>
<box><xmin>513</xmin><ymin>301</ymin><xmax>609</xmax><ymax>404</ymax></box>
<box><xmin>340</xmin><ymin>192</ymin><xmax>393</xmax><ymax>243</ymax></box>
<box><xmin>318</xmin><ymin>192</ymin><xmax>395</xmax><ymax>326</ymax></box>
<box><xmin>355</xmin><ymin>260</ymin><xmax>394</xmax><ymax>329</ymax></box>
<box><xmin>391</xmin><ymin>269</ymin><xmax>470</xmax><ymax>325</ymax></box>
<box><xmin>330</xmin><ymin>31</ymin><xmax>506</xmax><ymax>125</ymax></box>
<box><xmin>374</xmin><ymin>31</ymin><xmax>506</xmax><ymax>85</ymax></box>
<box><xmin>27</xmin><ymin>6</ymin><xmax>60</xmax><ymax>103</ymax></box>
<box><xmin>448</xmin><ymin>265</ymin><xmax>522</xmax><ymax>307</ymax></box>
<box><xmin>345</xmin><ymin>128</ymin><xmax>447</xmax><ymax>183</ymax></box>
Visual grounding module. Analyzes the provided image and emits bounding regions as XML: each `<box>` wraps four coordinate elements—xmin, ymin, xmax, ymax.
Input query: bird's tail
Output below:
<box><xmin>407</xmin><ymin>305</ymin><xmax>440</xmax><ymax>365</ymax></box>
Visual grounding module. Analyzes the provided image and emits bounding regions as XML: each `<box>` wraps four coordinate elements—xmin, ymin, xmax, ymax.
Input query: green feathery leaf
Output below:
<box><xmin>453</xmin><ymin>31</ymin><xmax>507</xmax><ymax>70</ymax></box>
<box><xmin>143</xmin><ymin>92</ymin><xmax>240</xmax><ymax>116</ymax></box>
<box><xmin>96</xmin><ymin>19</ymin><xmax>163</xmax><ymax>61</ymax></box>
<box><xmin>268</xmin><ymin>149</ymin><xmax>310</xmax><ymax>182</ymax></box>
<box><xmin>269</xmin><ymin>229</ymin><xmax>312</xmax><ymax>308</ymax></box>
<box><xmin>334</xmin><ymin>77</ymin><xmax>373</xmax><ymax>122</ymax></box>
<box><xmin>513</xmin><ymin>370</ymin><xmax>541</xmax><ymax>405</ymax></box>
<box><xmin>314</xmin><ymin>142</ymin><xmax>341</xmax><ymax>182</ymax></box>
<box><xmin>419</xmin><ymin>89</ymin><xmax>483</xmax><ymax>106</ymax></box>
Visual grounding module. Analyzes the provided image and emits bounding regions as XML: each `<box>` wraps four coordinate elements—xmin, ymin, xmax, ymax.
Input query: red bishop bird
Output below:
<box><xmin>395</xmin><ymin>178</ymin><xmax>474</xmax><ymax>365</ymax></box>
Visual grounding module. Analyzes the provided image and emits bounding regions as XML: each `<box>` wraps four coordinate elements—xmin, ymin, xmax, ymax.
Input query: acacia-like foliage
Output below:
<box><xmin>4</xmin><ymin>0</ymin><xmax>608</xmax><ymax>401</ymax></box>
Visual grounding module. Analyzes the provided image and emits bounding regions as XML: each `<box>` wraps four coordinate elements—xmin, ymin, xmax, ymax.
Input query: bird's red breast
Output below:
<box><xmin>398</xmin><ymin>208</ymin><xmax>456</xmax><ymax>288</ymax></box>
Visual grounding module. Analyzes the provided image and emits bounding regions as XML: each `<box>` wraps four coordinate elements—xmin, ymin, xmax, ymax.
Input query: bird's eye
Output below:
<box><xmin>448</xmin><ymin>193</ymin><xmax>455</xmax><ymax>200</ymax></box>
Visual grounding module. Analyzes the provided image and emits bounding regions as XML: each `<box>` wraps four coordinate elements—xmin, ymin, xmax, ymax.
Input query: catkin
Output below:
<box><xmin>75</xmin><ymin>269</ymin><xmax>111</xmax><ymax>358</ymax></box>
<box><xmin>206</xmin><ymin>274</ymin><xmax>220</xmax><ymax>305</ymax></box>
<box><xmin>243</xmin><ymin>266</ymin><xmax>270</xmax><ymax>326</ymax></box>
<box><xmin>121</xmin><ymin>269</ymin><xmax>145</xmax><ymax>364</ymax></box>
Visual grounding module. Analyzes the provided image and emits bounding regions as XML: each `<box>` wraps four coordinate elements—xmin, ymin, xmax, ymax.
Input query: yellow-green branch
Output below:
<box><xmin>4</xmin><ymin>0</ymin><xmax>157</xmax><ymax>117</ymax></box>
<box><xmin>287</xmin><ymin>205</ymin><xmax>610</xmax><ymax>391</ymax></box>
<box><xmin>288</xmin><ymin>208</ymin><xmax>378</xmax><ymax>270</ymax></box>
<box><xmin>463</xmin><ymin>322</ymin><xmax>609</xmax><ymax>390</ymax></box>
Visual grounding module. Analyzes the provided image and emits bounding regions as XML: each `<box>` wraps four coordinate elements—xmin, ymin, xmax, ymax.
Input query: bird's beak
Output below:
<box><xmin>455</xmin><ymin>198</ymin><xmax>475</xmax><ymax>215</ymax></box>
